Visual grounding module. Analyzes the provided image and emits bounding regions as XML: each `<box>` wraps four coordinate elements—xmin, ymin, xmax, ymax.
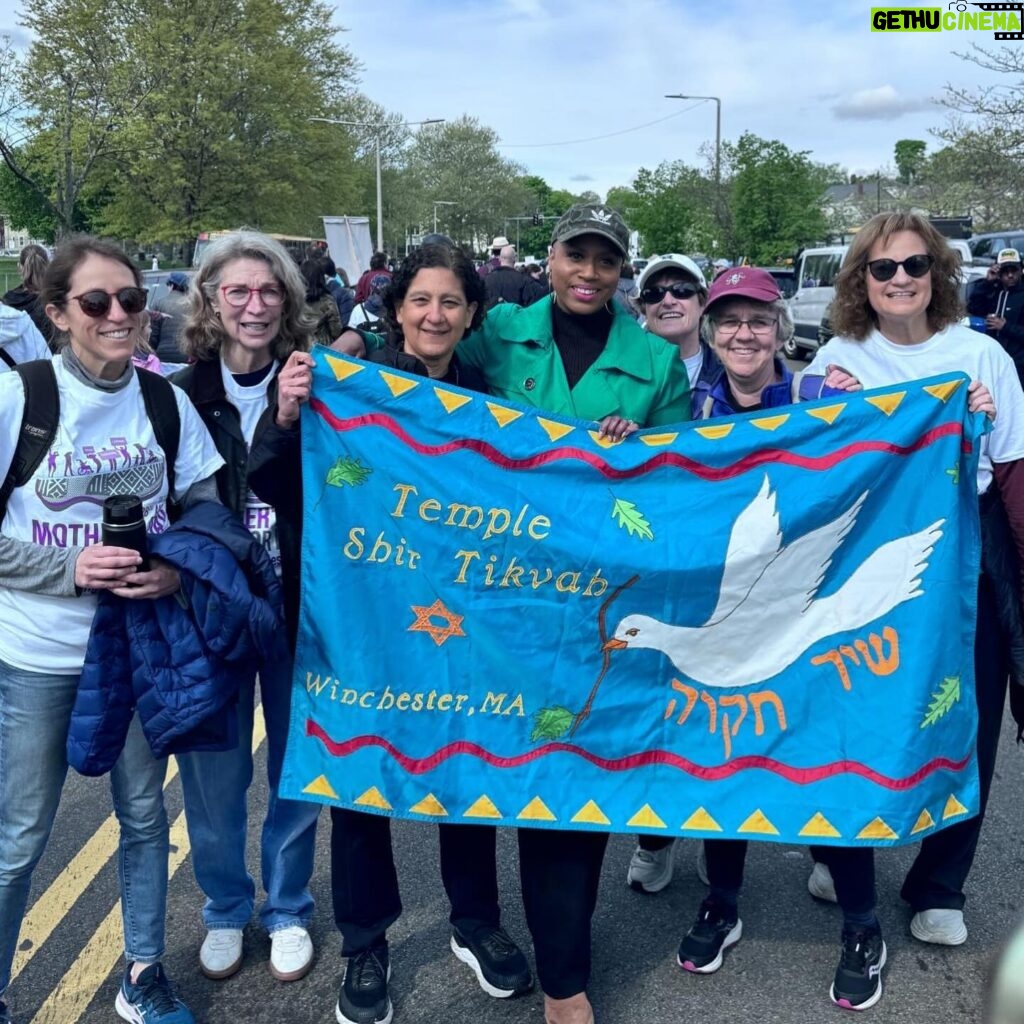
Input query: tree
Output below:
<box><xmin>625</xmin><ymin>161</ymin><xmax>719</xmax><ymax>256</ymax></box>
<box><xmin>403</xmin><ymin>117</ymin><xmax>531</xmax><ymax>253</ymax></box>
<box><xmin>97</xmin><ymin>0</ymin><xmax>360</xmax><ymax>251</ymax></box>
<box><xmin>729</xmin><ymin>133</ymin><xmax>832</xmax><ymax>264</ymax></box>
<box><xmin>931</xmin><ymin>44</ymin><xmax>1024</xmax><ymax>229</ymax></box>
<box><xmin>0</xmin><ymin>3</ymin><xmax>150</xmax><ymax>238</ymax></box>
<box><xmin>894</xmin><ymin>140</ymin><xmax>927</xmax><ymax>184</ymax></box>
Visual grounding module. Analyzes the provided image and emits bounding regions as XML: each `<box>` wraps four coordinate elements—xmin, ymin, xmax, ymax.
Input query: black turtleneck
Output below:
<box><xmin>551</xmin><ymin>302</ymin><xmax>613</xmax><ymax>390</ymax></box>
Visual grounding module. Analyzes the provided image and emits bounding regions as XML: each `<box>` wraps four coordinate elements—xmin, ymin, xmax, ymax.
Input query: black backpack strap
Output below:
<box><xmin>136</xmin><ymin>367</ymin><xmax>181</xmax><ymax>502</ymax></box>
<box><xmin>0</xmin><ymin>348</ymin><xmax>16</xmax><ymax>369</ymax></box>
<box><xmin>0</xmin><ymin>360</ymin><xmax>60</xmax><ymax>524</ymax></box>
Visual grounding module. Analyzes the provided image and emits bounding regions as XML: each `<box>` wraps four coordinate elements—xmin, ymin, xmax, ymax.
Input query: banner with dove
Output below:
<box><xmin>278</xmin><ymin>350</ymin><xmax>985</xmax><ymax>847</ymax></box>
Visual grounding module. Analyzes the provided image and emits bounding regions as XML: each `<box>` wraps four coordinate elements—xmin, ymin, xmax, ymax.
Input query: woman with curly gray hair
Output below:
<box><xmin>171</xmin><ymin>230</ymin><xmax>321</xmax><ymax>986</ymax></box>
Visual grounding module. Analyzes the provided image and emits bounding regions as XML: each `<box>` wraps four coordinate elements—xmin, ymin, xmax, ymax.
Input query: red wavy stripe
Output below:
<box><xmin>305</xmin><ymin>721</ymin><xmax>968</xmax><ymax>790</ymax></box>
<box><xmin>309</xmin><ymin>399</ymin><xmax>965</xmax><ymax>480</ymax></box>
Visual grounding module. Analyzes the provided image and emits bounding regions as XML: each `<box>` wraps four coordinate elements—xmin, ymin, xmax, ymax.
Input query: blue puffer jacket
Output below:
<box><xmin>67</xmin><ymin>501</ymin><xmax>286</xmax><ymax>776</ymax></box>
<box><xmin>694</xmin><ymin>358</ymin><xmax>844</xmax><ymax>419</ymax></box>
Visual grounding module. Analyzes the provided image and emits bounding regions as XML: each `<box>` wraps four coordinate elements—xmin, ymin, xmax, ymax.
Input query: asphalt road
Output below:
<box><xmin>5</xmin><ymin>702</ymin><xmax>1023</xmax><ymax>1024</ymax></box>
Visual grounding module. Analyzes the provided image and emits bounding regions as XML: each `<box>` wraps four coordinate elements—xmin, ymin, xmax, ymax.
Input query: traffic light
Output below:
<box><xmin>531</xmin><ymin>213</ymin><xmax>541</xmax><ymax>226</ymax></box>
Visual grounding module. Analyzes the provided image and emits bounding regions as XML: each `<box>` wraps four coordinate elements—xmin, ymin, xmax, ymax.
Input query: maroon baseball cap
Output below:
<box><xmin>704</xmin><ymin>266</ymin><xmax>782</xmax><ymax>316</ymax></box>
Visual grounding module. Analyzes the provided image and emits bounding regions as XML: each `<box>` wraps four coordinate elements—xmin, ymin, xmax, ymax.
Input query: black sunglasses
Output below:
<box><xmin>70</xmin><ymin>287</ymin><xmax>148</xmax><ymax>318</ymax></box>
<box><xmin>640</xmin><ymin>282</ymin><xmax>700</xmax><ymax>304</ymax></box>
<box><xmin>865</xmin><ymin>254</ymin><xmax>933</xmax><ymax>282</ymax></box>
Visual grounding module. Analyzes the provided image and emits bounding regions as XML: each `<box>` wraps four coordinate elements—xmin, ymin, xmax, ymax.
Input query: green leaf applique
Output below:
<box><xmin>610</xmin><ymin>496</ymin><xmax>654</xmax><ymax>541</ymax></box>
<box><xmin>531</xmin><ymin>705</ymin><xmax>576</xmax><ymax>742</ymax></box>
<box><xmin>920</xmin><ymin>676</ymin><xmax>960</xmax><ymax>728</ymax></box>
<box><xmin>326</xmin><ymin>456</ymin><xmax>372</xmax><ymax>488</ymax></box>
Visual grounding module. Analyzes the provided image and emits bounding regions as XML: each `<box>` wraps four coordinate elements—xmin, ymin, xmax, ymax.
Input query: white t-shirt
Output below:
<box><xmin>0</xmin><ymin>305</ymin><xmax>50</xmax><ymax>370</ymax></box>
<box><xmin>221</xmin><ymin>360</ymin><xmax>281</xmax><ymax>577</ymax></box>
<box><xmin>808</xmin><ymin>324</ymin><xmax>1024</xmax><ymax>494</ymax></box>
<box><xmin>0</xmin><ymin>357</ymin><xmax>224</xmax><ymax>673</ymax></box>
<box><xmin>683</xmin><ymin>348</ymin><xmax>704</xmax><ymax>387</ymax></box>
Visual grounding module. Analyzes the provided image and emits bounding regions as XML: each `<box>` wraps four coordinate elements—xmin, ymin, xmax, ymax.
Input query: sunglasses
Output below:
<box><xmin>998</xmin><ymin>264</ymin><xmax>1021</xmax><ymax>275</ymax></box>
<box><xmin>639</xmin><ymin>282</ymin><xmax>700</xmax><ymax>304</ymax></box>
<box><xmin>69</xmin><ymin>287</ymin><xmax>148</xmax><ymax>318</ymax></box>
<box><xmin>865</xmin><ymin>254</ymin><xmax>933</xmax><ymax>282</ymax></box>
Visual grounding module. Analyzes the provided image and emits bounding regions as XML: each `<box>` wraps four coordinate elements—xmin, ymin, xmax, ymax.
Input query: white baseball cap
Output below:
<box><xmin>636</xmin><ymin>254</ymin><xmax>708</xmax><ymax>297</ymax></box>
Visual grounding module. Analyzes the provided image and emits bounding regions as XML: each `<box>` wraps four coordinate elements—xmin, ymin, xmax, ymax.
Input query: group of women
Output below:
<box><xmin>0</xmin><ymin>207</ymin><xmax>1019</xmax><ymax>1024</ymax></box>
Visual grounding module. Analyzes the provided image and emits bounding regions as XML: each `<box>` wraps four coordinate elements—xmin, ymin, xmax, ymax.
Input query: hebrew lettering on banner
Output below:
<box><xmin>278</xmin><ymin>351</ymin><xmax>985</xmax><ymax>848</ymax></box>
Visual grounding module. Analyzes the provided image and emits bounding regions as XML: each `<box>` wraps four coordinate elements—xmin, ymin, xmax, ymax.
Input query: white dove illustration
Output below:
<box><xmin>604</xmin><ymin>475</ymin><xmax>944</xmax><ymax>688</ymax></box>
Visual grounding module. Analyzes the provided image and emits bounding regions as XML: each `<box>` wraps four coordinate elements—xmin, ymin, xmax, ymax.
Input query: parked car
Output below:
<box><xmin>969</xmin><ymin>230</ymin><xmax>1024</xmax><ymax>266</ymax></box>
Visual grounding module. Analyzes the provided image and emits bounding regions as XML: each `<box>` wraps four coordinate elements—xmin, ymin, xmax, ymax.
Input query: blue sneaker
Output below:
<box><xmin>115</xmin><ymin>963</ymin><xmax>194</xmax><ymax>1024</ymax></box>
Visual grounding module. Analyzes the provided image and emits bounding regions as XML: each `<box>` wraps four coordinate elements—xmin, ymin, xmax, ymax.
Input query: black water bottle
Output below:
<box><xmin>102</xmin><ymin>495</ymin><xmax>150</xmax><ymax>572</ymax></box>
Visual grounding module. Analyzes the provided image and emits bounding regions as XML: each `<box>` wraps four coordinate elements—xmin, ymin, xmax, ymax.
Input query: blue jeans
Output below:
<box><xmin>0</xmin><ymin>657</ymin><xmax>170</xmax><ymax>1000</ymax></box>
<box><xmin>177</xmin><ymin>657</ymin><xmax>319</xmax><ymax>933</ymax></box>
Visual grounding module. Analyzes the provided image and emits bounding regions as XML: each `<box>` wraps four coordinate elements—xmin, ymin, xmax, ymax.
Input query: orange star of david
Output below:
<box><xmin>408</xmin><ymin>598</ymin><xmax>466</xmax><ymax>647</ymax></box>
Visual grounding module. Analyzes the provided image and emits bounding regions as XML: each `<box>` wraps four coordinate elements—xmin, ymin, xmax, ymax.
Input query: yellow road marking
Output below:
<box><xmin>18</xmin><ymin>706</ymin><xmax>267</xmax><ymax>1022</ymax></box>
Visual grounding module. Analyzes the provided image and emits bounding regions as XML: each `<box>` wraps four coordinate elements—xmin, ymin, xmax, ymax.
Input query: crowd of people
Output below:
<box><xmin>0</xmin><ymin>206</ymin><xmax>1022</xmax><ymax>1024</ymax></box>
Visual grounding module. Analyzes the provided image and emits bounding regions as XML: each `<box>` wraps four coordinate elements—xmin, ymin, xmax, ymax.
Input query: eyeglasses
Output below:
<box><xmin>219</xmin><ymin>284</ymin><xmax>285</xmax><ymax>307</ymax></box>
<box><xmin>639</xmin><ymin>282</ymin><xmax>700</xmax><ymax>304</ymax></box>
<box><xmin>714</xmin><ymin>315</ymin><xmax>778</xmax><ymax>336</ymax></box>
<box><xmin>865</xmin><ymin>254</ymin><xmax>933</xmax><ymax>282</ymax></box>
<box><xmin>70</xmin><ymin>287</ymin><xmax>148</xmax><ymax>318</ymax></box>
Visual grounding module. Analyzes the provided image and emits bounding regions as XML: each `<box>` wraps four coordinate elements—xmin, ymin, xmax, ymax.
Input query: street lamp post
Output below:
<box><xmin>432</xmin><ymin>200</ymin><xmax>456</xmax><ymax>234</ymax></box>
<box><xmin>309</xmin><ymin>116</ymin><xmax>445</xmax><ymax>252</ymax></box>
<box><xmin>665</xmin><ymin>93</ymin><xmax>722</xmax><ymax>189</ymax></box>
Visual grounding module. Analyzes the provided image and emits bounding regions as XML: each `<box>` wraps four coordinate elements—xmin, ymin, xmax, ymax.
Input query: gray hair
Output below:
<box><xmin>700</xmin><ymin>297</ymin><xmax>794</xmax><ymax>347</ymax></box>
<box><xmin>182</xmin><ymin>229</ymin><xmax>316</xmax><ymax>362</ymax></box>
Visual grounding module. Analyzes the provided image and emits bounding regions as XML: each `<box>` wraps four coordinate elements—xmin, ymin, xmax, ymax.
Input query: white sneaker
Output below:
<box><xmin>808</xmin><ymin>861</ymin><xmax>838</xmax><ymax>903</ymax></box>
<box><xmin>910</xmin><ymin>909</ymin><xmax>968</xmax><ymax>946</ymax></box>
<box><xmin>199</xmin><ymin>928</ymin><xmax>244</xmax><ymax>979</ymax></box>
<box><xmin>626</xmin><ymin>840</ymin><xmax>675</xmax><ymax>893</ymax></box>
<box><xmin>269</xmin><ymin>925</ymin><xmax>315</xmax><ymax>981</ymax></box>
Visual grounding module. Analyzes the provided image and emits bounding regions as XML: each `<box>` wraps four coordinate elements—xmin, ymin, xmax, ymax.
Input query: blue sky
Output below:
<box><xmin>1</xmin><ymin>0</ymin><xmax>1018</xmax><ymax>197</ymax></box>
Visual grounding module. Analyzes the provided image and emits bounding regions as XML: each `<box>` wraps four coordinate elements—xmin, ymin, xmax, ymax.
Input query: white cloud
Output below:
<box><xmin>832</xmin><ymin>85</ymin><xmax>939</xmax><ymax>120</ymax></box>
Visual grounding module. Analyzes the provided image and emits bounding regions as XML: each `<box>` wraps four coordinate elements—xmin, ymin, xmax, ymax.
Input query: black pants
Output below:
<box><xmin>330</xmin><ymin>807</ymin><xmax>501</xmax><ymax>955</ymax></box>
<box><xmin>638</xmin><ymin>834</ymin><xmax>673</xmax><ymax>852</ymax></box>
<box><xmin>704</xmin><ymin>839</ymin><xmax>876</xmax><ymax>916</ymax></box>
<box><xmin>901</xmin><ymin>572</ymin><xmax>1009</xmax><ymax>911</ymax></box>
<box><xmin>518</xmin><ymin>828</ymin><xmax>609</xmax><ymax>1000</ymax></box>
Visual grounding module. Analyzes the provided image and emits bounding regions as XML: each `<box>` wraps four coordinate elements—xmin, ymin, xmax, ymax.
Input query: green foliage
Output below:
<box><xmin>894</xmin><ymin>140</ymin><xmax>927</xmax><ymax>184</ymax></box>
<box><xmin>730</xmin><ymin>133</ymin><xmax>832</xmax><ymax>264</ymax></box>
<box><xmin>0</xmin><ymin>0</ymin><xmax>361</xmax><ymax>245</ymax></box>
<box><xmin>629</xmin><ymin>160</ymin><xmax>720</xmax><ymax>256</ymax></box>
<box><xmin>326</xmin><ymin>456</ymin><xmax>372</xmax><ymax>488</ymax></box>
<box><xmin>611</xmin><ymin>497</ymin><xmax>653</xmax><ymax>541</ymax></box>
<box><xmin>920</xmin><ymin>676</ymin><xmax>960</xmax><ymax>728</ymax></box>
<box><xmin>531</xmin><ymin>705</ymin><xmax>575</xmax><ymax>742</ymax></box>
<box><xmin>404</xmin><ymin>117</ymin><xmax>531</xmax><ymax>255</ymax></box>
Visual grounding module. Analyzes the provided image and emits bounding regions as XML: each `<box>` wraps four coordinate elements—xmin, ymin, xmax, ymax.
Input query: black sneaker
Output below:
<box><xmin>676</xmin><ymin>896</ymin><xmax>742</xmax><ymax>974</ymax></box>
<box><xmin>450</xmin><ymin>923</ymin><xmax>534</xmax><ymax>998</ymax></box>
<box><xmin>830</xmin><ymin>925</ymin><xmax>887</xmax><ymax>1011</ymax></box>
<box><xmin>336</xmin><ymin>945</ymin><xmax>392</xmax><ymax>1024</ymax></box>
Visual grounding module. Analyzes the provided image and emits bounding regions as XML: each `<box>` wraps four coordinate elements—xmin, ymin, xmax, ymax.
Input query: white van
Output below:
<box><xmin>785</xmin><ymin>246</ymin><xmax>846</xmax><ymax>359</ymax></box>
<box><xmin>785</xmin><ymin>240</ymin><xmax>986</xmax><ymax>359</ymax></box>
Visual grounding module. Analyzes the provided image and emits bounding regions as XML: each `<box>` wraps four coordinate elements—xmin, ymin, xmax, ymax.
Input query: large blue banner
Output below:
<box><xmin>278</xmin><ymin>350</ymin><xmax>984</xmax><ymax>847</ymax></box>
